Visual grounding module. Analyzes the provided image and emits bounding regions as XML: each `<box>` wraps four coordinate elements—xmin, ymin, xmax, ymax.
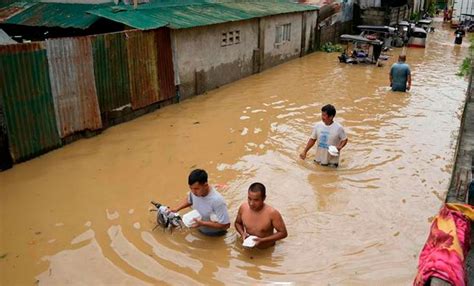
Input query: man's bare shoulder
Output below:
<box><xmin>266</xmin><ymin>205</ymin><xmax>283</xmax><ymax>217</ymax></box>
<box><xmin>239</xmin><ymin>202</ymin><xmax>249</xmax><ymax>211</ymax></box>
<box><xmin>263</xmin><ymin>204</ymin><xmax>279</xmax><ymax>214</ymax></box>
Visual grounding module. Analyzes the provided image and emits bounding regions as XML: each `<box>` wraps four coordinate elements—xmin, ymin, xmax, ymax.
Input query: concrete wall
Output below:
<box><xmin>304</xmin><ymin>11</ymin><xmax>319</xmax><ymax>54</ymax></box>
<box><xmin>387</xmin><ymin>5</ymin><xmax>411</xmax><ymax>25</ymax></box>
<box><xmin>262</xmin><ymin>13</ymin><xmax>303</xmax><ymax>70</ymax></box>
<box><xmin>172</xmin><ymin>20</ymin><xmax>258</xmax><ymax>99</ymax></box>
<box><xmin>360</xmin><ymin>8</ymin><xmax>386</xmax><ymax>25</ymax></box>
<box><xmin>173</xmin><ymin>11</ymin><xmax>318</xmax><ymax>98</ymax></box>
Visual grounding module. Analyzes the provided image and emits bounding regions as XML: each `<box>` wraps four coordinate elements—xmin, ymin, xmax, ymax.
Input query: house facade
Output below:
<box><xmin>171</xmin><ymin>11</ymin><xmax>318</xmax><ymax>98</ymax></box>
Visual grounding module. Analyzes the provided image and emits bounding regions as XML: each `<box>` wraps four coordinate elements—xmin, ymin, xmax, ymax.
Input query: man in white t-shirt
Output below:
<box><xmin>171</xmin><ymin>169</ymin><xmax>230</xmax><ymax>236</ymax></box>
<box><xmin>299</xmin><ymin>104</ymin><xmax>348</xmax><ymax>167</ymax></box>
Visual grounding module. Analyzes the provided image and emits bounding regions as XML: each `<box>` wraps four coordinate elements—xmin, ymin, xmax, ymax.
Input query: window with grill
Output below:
<box><xmin>221</xmin><ymin>30</ymin><xmax>241</xmax><ymax>47</ymax></box>
<box><xmin>275</xmin><ymin>23</ymin><xmax>291</xmax><ymax>44</ymax></box>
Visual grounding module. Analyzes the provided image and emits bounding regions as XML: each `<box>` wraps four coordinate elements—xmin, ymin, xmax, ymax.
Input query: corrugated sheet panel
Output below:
<box><xmin>89</xmin><ymin>1</ymin><xmax>318</xmax><ymax>30</ymax></box>
<box><xmin>91</xmin><ymin>32</ymin><xmax>131</xmax><ymax>113</ymax></box>
<box><xmin>46</xmin><ymin>37</ymin><xmax>102</xmax><ymax>138</ymax></box>
<box><xmin>0</xmin><ymin>43</ymin><xmax>61</xmax><ymax>161</ymax></box>
<box><xmin>0</xmin><ymin>28</ymin><xmax>16</xmax><ymax>45</ymax></box>
<box><xmin>3</xmin><ymin>2</ymin><xmax>104</xmax><ymax>29</ymax></box>
<box><xmin>0</xmin><ymin>96</ymin><xmax>13</xmax><ymax>170</ymax></box>
<box><xmin>126</xmin><ymin>30</ymin><xmax>160</xmax><ymax>109</ymax></box>
<box><xmin>88</xmin><ymin>7</ymin><xmax>168</xmax><ymax>30</ymax></box>
<box><xmin>0</xmin><ymin>2</ymin><xmax>33</xmax><ymax>22</ymax></box>
<box><xmin>155</xmin><ymin>28</ymin><xmax>175</xmax><ymax>100</ymax></box>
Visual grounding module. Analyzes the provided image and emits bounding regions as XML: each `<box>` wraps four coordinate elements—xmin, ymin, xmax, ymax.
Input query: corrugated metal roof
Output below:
<box><xmin>89</xmin><ymin>1</ymin><xmax>318</xmax><ymax>30</ymax></box>
<box><xmin>0</xmin><ymin>43</ymin><xmax>61</xmax><ymax>161</ymax></box>
<box><xmin>0</xmin><ymin>2</ymin><xmax>34</xmax><ymax>22</ymax></box>
<box><xmin>126</xmin><ymin>29</ymin><xmax>160</xmax><ymax>109</ymax></box>
<box><xmin>91</xmin><ymin>32</ymin><xmax>131</xmax><ymax>113</ymax></box>
<box><xmin>46</xmin><ymin>37</ymin><xmax>102</xmax><ymax>138</ymax></box>
<box><xmin>2</xmin><ymin>2</ymin><xmax>106</xmax><ymax>29</ymax></box>
<box><xmin>0</xmin><ymin>28</ymin><xmax>16</xmax><ymax>45</ymax></box>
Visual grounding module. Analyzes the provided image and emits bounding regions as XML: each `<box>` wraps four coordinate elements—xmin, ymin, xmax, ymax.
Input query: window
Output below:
<box><xmin>221</xmin><ymin>30</ymin><xmax>241</xmax><ymax>47</ymax></box>
<box><xmin>275</xmin><ymin>23</ymin><xmax>291</xmax><ymax>44</ymax></box>
<box><xmin>234</xmin><ymin>30</ymin><xmax>240</xmax><ymax>44</ymax></box>
<box><xmin>221</xmin><ymin>33</ymin><xmax>227</xmax><ymax>46</ymax></box>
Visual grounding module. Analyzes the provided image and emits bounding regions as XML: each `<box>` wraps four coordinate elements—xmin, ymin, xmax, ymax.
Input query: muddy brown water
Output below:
<box><xmin>0</xmin><ymin>21</ymin><xmax>470</xmax><ymax>285</ymax></box>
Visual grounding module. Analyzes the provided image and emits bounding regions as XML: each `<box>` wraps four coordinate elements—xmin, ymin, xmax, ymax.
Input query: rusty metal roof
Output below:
<box><xmin>0</xmin><ymin>1</ymin><xmax>316</xmax><ymax>30</ymax></box>
<box><xmin>0</xmin><ymin>2</ymin><xmax>107</xmax><ymax>29</ymax></box>
<box><xmin>0</xmin><ymin>2</ymin><xmax>34</xmax><ymax>22</ymax></box>
<box><xmin>89</xmin><ymin>1</ymin><xmax>318</xmax><ymax>30</ymax></box>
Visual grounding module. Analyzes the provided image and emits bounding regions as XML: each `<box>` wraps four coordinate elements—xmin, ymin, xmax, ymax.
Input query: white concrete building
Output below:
<box><xmin>170</xmin><ymin>11</ymin><xmax>318</xmax><ymax>97</ymax></box>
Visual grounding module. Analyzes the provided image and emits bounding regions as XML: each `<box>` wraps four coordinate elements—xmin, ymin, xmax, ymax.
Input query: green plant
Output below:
<box><xmin>428</xmin><ymin>2</ymin><xmax>436</xmax><ymax>17</ymax></box>
<box><xmin>470</xmin><ymin>35</ymin><xmax>474</xmax><ymax>54</ymax></box>
<box><xmin>321</xmin><ymin>42</ymin><xmax>344</xmax><ymax>53</ymax></box>
<box><xmin>456</xmin><ymin>57</ymin><xmax>471</xmax><ymax>76</ymax></box>
<box><xmin>410</xmin><ymin>12</ymin><xmax>420</xmax><ymax>21</ymax></box>
<box><xmin>457</xmin><ymin>35</ymin><xmax>474</xmax><ymax>77</ymax></box>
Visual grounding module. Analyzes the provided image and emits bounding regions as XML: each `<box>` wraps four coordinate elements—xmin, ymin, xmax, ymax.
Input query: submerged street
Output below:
<box><xmin>0</xmin><ymin>20</ymin><xmax>470</xmax><ymax>285</ymax></box>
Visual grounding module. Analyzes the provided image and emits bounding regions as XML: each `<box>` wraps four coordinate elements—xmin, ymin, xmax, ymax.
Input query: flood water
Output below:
<box><xmin>0</xmin><ymin>20</ymin><xmax>470</xmax><ymax>285</ymax></box>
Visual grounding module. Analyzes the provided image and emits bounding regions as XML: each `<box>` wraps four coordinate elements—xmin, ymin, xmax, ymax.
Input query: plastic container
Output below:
<box><xmin>242</xmin><ymin>235</ymin><xmax>259</xmax><ymax>248</ymax></box>
<box><xmin>328</xmin><ymin>145</ymin><xmax>339</xmax><ymax>156</ymax></box>
<box><xmin>182</xmin><ymin>210</ymin><xmax>201</xmax><ymax>227</ymax></box>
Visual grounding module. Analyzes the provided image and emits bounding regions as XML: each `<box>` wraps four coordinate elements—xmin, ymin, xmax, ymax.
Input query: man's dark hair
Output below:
<box><xmin>321</xmin><ymin>104</ymin><xmax>336</xmax><ymax>117</ymax></box>
<box><xmin>188</xmin><ymin>169</ymin><xmax>208</xmax><ymax>185</ymax></box>
<box><xmin>249</xmin><ymin>182</ymin><xmax>266</xmax><ymax>199</ymax></box>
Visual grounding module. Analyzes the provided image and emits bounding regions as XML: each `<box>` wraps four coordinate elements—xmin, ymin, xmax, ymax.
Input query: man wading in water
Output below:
<box><xmin>390</xmin><ymin>55</ymin><xmax>412</xmax><ymax>92</ymax></box>
<box><xmin>171</xmin><ymin>169</ymin><xmax>230</xmax><ymax>236</ymax></box>
<box><xmin>235</xmin><ymin>183</ymin><xmax>288</xmax><ymax>249</ymax></box>
<box><xmin>300</xmin><ymin>104</ymin><xmax>348</xmax><ymax>167</ymax></box>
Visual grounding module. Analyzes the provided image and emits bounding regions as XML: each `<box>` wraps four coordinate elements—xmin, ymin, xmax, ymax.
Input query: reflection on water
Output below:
<box><xmin>0</xmin><ymin>21</ymin><xmax>469</xmax><ymax>285</ymax></box>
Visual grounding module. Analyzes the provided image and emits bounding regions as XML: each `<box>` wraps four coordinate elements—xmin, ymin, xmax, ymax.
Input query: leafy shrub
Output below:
<box><xmin>457</xmin><ymin>36</ymin><xmax>474</xmax><ymax>77</ymax></box>
<box><xmin>321</xmin><ymin>42</ymin><xmax>344</xmax><ymax>53</ymax></box>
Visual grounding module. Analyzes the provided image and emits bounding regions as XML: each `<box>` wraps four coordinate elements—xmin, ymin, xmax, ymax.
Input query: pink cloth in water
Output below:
<box><xmin>414</xmin><ymin>204</ymin><xmax>474</xmax><ymax>286</ymax></box>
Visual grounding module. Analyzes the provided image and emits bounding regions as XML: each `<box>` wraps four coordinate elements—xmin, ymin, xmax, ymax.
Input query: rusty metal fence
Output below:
<box><xmin>0</xmin><ymin>28</ymin><xmax>175</xmax><ymax>164</ymax></box>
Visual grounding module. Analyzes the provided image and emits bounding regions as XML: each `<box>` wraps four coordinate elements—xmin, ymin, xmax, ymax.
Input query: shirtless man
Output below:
<box><xmin>235</xmin><ymin>183</ymin><xmax>287</xmax><ymax>249</ymax></box>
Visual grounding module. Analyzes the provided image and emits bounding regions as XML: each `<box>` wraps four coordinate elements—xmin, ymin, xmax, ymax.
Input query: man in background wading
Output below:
<box><xmin>390</xmin><ymin>54</ymin><xmax>412</xmax><ymax>92</ymax></box>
